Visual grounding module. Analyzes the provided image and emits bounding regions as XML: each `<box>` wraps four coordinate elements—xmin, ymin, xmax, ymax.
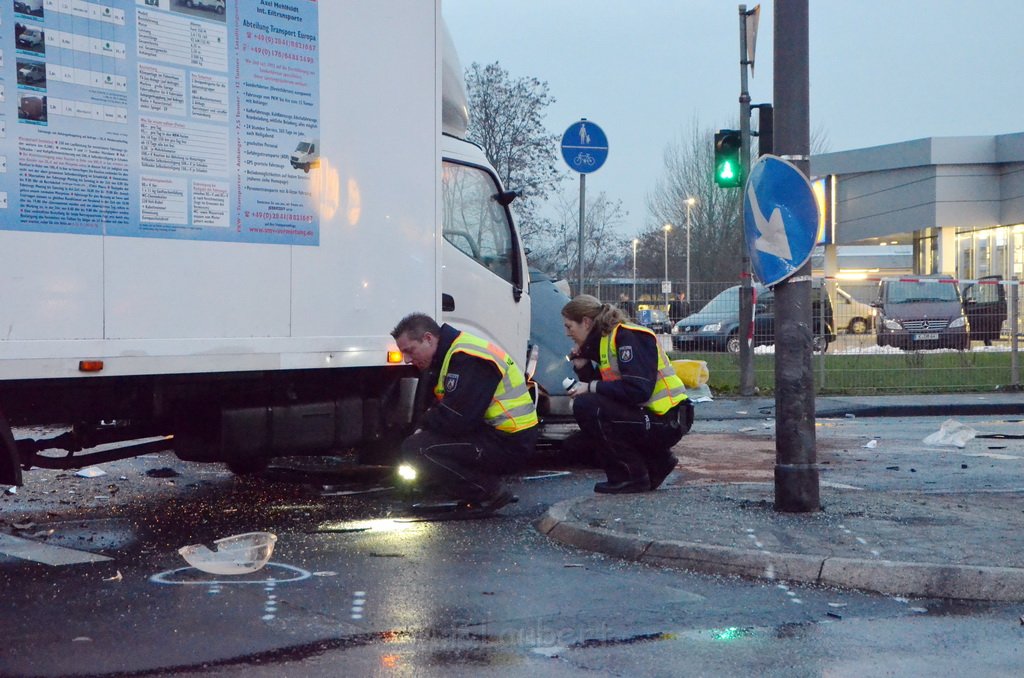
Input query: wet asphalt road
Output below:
<box><xmin>2</xmin><ymin>418</ymin><xmax>1024</xmax><ymax>676</ymax></box>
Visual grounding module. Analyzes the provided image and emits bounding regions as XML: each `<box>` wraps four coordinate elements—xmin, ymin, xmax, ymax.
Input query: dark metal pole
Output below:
<box><xmin>1011</xmin><ymin>282</ymin><xmax>1020</xmax><ymax>387</ymax></box>
<box><xmin>578</xmin><ymin>173</ymin><xmax>586</xmax><ymax>296</ymax></box>
<box><xmin>737</xmin><ymin>5</ymin><xmax>754</xmax><ymax>396</ymax></box>
<box><xmin>773</xmin><ymin>0</ymin><xmax>819</xmax><ymax>512</ymax></box>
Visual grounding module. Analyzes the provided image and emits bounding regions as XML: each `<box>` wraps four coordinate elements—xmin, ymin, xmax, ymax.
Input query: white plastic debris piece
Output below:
<box><xmin>5</xmin><ymin>486</ymin><xmax>15</xmax><ymax>495</ymax></box>
<box><xmin>922</xmin><ymin>419</ymin><xmax>978</xmax><ymax>448</ymax></box>
<box><xmin>739</xmin><ymin>427</ymin><xmax>756</xmax><ymax>433</ymax></box>
<box><xmin>103</xmin><ymin>570</ymin><xmax>123</xmax><ymax>582</ymax></box>
<box><xmin>179</xmin><ymin>532</ymin><xmax>277</xmax><ymax>575</ymax></box>
<box><xmin>845</xmin><ymin>413</ymin><xmax>856</xmax><ymax>418</ymax></box>
<box><xmin>863</xmin><ymin>439</ymin><xmax>878</xmax><ymax>449</ymax></box>
<box><xmin>75</xmin><ymin>466</ymin><xmax>107</xmax><ymax>478</ymax></box>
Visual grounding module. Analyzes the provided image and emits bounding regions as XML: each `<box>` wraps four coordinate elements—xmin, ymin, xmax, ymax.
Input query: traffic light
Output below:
<box><xmin>714</xmin><ymin>129</ymin><xmax>743</xmax><ymax>188</ymax></box>
<box><xmin>756</xmin><ymin>104</ymin><xmax>773</xmax><ymax>157</ymax></box>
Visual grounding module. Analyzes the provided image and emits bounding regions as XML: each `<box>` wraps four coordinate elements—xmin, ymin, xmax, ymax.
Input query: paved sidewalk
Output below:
<box><xmin>538</xmin><ymin>392</ymin><xmax>1024</xmax><ymax>601</ymax></box>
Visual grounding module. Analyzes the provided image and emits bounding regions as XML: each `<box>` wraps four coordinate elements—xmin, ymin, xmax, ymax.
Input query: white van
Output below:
<box><xmin>833</xmin><ymin>285</ymin><xmax>875</xmax><ymax>334</ymax></box>
<box><xmin>289</xmin><ymin>138</ymin><xmax>319</xmax><ymax>173</ymax></box>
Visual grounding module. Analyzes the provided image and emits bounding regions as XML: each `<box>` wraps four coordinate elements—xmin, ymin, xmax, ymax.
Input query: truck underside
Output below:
<box><xmin>0</xmin><ymin>366</ymin><xmax>424</xmax><ymax>485</ymax></box>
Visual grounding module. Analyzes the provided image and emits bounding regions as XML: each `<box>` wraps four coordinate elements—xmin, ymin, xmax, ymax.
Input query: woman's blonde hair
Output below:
<box><xmin>561</xmin><ymin>294</ymin><xmax>627</xmax><ymax>337</ymax></box>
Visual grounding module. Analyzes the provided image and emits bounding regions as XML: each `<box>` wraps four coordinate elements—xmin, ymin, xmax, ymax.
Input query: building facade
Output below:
<box><xmin>810</xmin><ymin>132</ymin><xmax>1024</xmax><ymax>283</ymax></box>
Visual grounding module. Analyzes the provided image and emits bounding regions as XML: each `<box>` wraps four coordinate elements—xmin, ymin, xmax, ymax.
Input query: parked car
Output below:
<box><xmin>873</xmin><ymin>278</ymin><xmax>968</xmax><ymax>351</ymax></box>
<box><xmin>17</xmin><ymin>61</ymin><xmax>45</xmax><ymax>86</ymax></box>
<box><xmin>833</xmin><ymin>285</ymin><xmax>875</xmax><ymax>334</ymax></box>
<box><xmin>185</xmin><ymin>0</ymin><xmax>225</xmax><ymax>14</ymax></box>
<box><xmin>961</xmin><ymin>276</ymin><xmax>1007</xmax><ymax>345</ymax></box>
<box><xmin>16</xmin><ymin>26</ymin><xmax>44</xmax><ymax>52</ymax></box>
<box><xmin>14</xmin><ymin>0</ymin><xmax>43</xmax><ymax>18</ymax></box>
<box><xmin>672</xmin><ymin>283</ymin><xmax>835</xmax><ymax>354</ymax></box>
<box><xmin>636</xmin><ymin>308</ymin><xmax>673</xmax><ymax>334</ymax></box>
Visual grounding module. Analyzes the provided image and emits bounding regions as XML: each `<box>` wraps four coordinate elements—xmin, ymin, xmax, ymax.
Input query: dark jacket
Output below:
<box><xmin>572</xmin><ymin>323</ymin><xmax>660</xmax><ymax>407</ymax></box>
<box><xmin>419</xmin><ymin>324</ymin><xmax>535</xmax><ymax>452</ymax></box>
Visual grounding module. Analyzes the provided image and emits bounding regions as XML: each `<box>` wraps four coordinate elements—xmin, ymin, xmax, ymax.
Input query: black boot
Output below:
<box><xmin>594</xmin><ymin>477</ymin><xmax>650</xmax><ymax>494</ymax></box>
<box><xmin>647</xmin><ymin>453</ymin><xmax>678</xmax><ymax>490</ymax></box>
<box><xmin>594</xmin><ymin>457</ymin><xmax>650</xmax><ymax>494</ymax></box>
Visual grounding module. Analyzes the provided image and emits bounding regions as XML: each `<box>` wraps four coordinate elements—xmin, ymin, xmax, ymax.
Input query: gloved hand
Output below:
<box><xmin>567</xmin><ymin>381</ymin><xmax>594</xmax><ymax>398</ymax></box>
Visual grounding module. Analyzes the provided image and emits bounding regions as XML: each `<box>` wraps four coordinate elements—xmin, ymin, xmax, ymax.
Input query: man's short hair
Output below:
<box><xmin>391</xmin><ymin>312</ymin><xmax>441</xmax><ymax>340</ymax></box>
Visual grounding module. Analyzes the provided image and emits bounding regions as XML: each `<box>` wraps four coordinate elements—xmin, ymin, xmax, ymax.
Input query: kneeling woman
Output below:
<box><xmin>561</xmin><ymin>295</ymin><xmax>693</xmax><ymax>493</ymax></box>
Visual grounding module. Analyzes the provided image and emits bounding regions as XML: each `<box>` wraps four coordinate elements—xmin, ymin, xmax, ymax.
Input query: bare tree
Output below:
<box><xmin>646</xmin><ymin>119</ymin><xmax>744</xmax><ymax>285</ymax></box>
<box><xmin>528</xmin><ymin>191</ymin><xmax>629</xmax><ymax>283</ymax></box>
<box><xmin>464</xmin><ymin>62</ymin><xmax>564</xmax><ymax>247</ymax></box>
<box><xmin>644</xmin><ymin>118</ymin><xmax>832</xmax><ymax>288</ymax></box>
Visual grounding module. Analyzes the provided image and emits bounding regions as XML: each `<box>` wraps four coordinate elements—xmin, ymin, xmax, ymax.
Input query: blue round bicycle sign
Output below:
<box><xmin>561</xmin><ymin>119</ymin><xmax>608</xmax><ymax>174</ymax></box>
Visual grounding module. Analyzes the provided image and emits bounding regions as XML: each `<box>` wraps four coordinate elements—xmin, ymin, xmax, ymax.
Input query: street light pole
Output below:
<box><xmin>632</xmin><ymin>238</ymin><xmax>638</xmax><ymax>309</ymax></box>
<box><xmin>662</xmin><ymin>223</ymin><xmax>671</xmax><ymax>311</ymax></box>
<box><xmin>685</xmin><ymin>197</ymin><xmax>695</xmax><ymax>303</ymax></box>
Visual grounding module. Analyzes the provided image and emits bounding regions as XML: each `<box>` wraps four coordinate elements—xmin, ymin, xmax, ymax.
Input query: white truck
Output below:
<box><xmin>0</xmin><ymin>2</ymin><xmax>532</xmax><ymax>485</ymax></box>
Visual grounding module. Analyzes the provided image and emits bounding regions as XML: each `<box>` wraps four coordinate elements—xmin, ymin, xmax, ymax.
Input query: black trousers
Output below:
<box><xmin>570</xmin><ymin>394</ymin><xmax>691</xmax><ymax>483</ymax></box>
<box><xmin>400</xmin><ymin>426</ymin><xmax>534</xmax><ymax>501</ymax></box>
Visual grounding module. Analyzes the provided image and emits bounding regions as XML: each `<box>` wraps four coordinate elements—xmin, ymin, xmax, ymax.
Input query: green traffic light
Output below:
<box><xmin>713</xmin><ymin>129</ymin><xmax>743</xmax><ymax>188</ymax></box>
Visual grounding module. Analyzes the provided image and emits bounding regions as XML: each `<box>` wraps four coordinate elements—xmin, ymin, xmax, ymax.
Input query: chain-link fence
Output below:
<box><xmin>579</xmin><ymin>277</ymin><xmax>1022</xmax><ymax>394</ymax></box>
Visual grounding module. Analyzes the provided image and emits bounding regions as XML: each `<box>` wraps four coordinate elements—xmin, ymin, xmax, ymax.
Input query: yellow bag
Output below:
<box><xmin>671</xmin><ymin>359</ymin><xmax>709</xmax><ymax>388</ymax></box>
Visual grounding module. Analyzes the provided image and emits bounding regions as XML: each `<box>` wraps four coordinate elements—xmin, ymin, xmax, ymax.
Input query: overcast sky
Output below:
<box><xmin>443</xmin><ymin>1</ymin><xmax>1023</xmax><ymax>237</ymax></box>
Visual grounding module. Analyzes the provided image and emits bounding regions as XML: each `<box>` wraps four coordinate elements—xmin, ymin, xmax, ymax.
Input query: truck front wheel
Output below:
<box><xmin>225</xmin><ymin>457</ymin><xmax>270</xmax><ymax>476</ymax></box>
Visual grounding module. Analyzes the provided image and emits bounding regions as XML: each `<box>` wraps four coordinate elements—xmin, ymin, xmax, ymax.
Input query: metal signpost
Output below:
<box><xmin>561</xmin><ymin>119</ymin><xmax>609</xmax><ymax>295</ymax></box>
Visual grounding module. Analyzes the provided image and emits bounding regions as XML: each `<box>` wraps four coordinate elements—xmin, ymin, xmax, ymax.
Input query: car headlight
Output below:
<box><xmin>701</xmin><ymin>322</ymin><xmax>722</xmax><ymax>332</ymax></box>
<box><xmin>882</xmin><ymin>318</ymin><xmax>903</xmax><ymax>330</ymax></box>
<box><xmin>950</xmin><ymin>316</ymin><xmax>967</xmax><ymax>328</ymax></box>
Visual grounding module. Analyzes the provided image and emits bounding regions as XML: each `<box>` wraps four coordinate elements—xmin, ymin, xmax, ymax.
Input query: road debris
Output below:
<box><xmin>178</xmin><ymin>531</ymin><xmax>277</xmax><ymax>575</ymax></box>
<box><xmin>923</xmin><ymin>419</ymin><xmax>977</xmax><ymax>448</ymax></box>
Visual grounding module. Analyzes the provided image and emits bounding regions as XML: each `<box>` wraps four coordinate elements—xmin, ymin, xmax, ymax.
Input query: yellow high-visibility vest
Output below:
<box><xmin>598</xmin><ymin>323</ymin><xmax>687</xmax><ymax>415</ymax></box>
<box><xmin>435</xmin><ymin>332</ymin><xmax>538</xmax><ymax>432</ymax></box>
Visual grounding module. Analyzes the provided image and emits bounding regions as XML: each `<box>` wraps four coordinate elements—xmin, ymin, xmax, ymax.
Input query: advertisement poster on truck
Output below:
<box><xmin>0</xmin><ymin>0</ymin><xmax>321</xmax><ymax>246</ymax></box>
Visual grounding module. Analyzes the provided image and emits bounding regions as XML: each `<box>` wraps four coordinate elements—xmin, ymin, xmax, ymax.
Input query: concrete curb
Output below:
<box><xmin>537</xmin><ymin>498</ymin><xmax>1024</xmax><ymax>602</ymax></box>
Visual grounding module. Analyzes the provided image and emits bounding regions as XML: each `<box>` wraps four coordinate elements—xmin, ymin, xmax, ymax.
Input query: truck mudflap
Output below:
<box><xmin>0</xmin><ymin>408</ymin><xmax>23</xmax><ymax>486</ymax></box>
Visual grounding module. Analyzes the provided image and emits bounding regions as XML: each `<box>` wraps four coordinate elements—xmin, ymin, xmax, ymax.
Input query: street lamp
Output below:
<box><xmin>685</xmin><ymin>197</ymin><xmax>696</xmax><ymax>302</ymax></box>
<box><xmin>662</xmin><ymin>223</ymin><xmax>671</xmax><ymax>311</ymax></box>
<box><xmin>632</xmin><ymin>238</ymin><xmax>638</xmax><ymax>311</ymax></box>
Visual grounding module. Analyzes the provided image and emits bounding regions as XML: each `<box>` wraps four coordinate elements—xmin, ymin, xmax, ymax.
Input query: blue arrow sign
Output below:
<box><xmin>561</xmin><ymin>120</ymin><xmax>608</xmax><ymax>174</ymax></box>
<box><xmin>743</xmin><ymin>155</ymin><xmax>820</xmax><ymax>287</ymax></box>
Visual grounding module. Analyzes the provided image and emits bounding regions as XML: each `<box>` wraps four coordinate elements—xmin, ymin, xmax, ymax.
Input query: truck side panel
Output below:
<box><xmin>0</xmin><ymin>0</ymin><xmax>440</xmax><ymax>378</ymax></box>
<box><xmin>292</xmin><ymin>1</ymin><xmax>440</xmax><ymax>338</ymax></box>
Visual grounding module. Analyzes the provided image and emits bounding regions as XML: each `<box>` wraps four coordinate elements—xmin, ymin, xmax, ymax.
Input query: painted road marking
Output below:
<box><xmin>0</xmin><ymin>533</ymin><xmax>112</xmax><ymax>565</ymax></box>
